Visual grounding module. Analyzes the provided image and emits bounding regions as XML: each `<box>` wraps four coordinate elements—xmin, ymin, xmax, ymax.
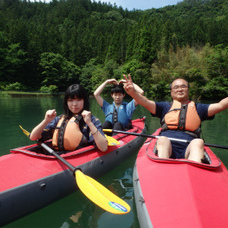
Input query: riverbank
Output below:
<box><xmin>0</xmin><ymin>91</ymin><xmax>96</xmax><ymax>98</ymax></box>
<box><xmin>0</xmin><ymin>91</ymin><xmax>61</xmax><ymax>97</ymax></box>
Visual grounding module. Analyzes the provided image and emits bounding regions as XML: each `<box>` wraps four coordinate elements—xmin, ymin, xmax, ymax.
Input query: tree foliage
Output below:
<box><xmin>1</xmin><ymin>0</ymin><xmax>228</xmax><ymax>100</ymax></box>
<box><xmin>39</xmin><ymin>52</ymin><xmax>81</xmax><ymax>91</ymax></box>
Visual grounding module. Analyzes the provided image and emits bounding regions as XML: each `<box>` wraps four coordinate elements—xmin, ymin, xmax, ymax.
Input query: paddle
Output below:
<box><xmin>103</xmin><ymin>129</ymin><xmax>228</xmax><ymax>150</ymax></box>
<box><xmin>105</xmin><ymin>134</ymin><xmax>120</xmax><ymax>146</ymax></box>
<box><xmin>19</xmin><ymin>125</ymin><xmax>130</xmax><ymax>214</ymax></box>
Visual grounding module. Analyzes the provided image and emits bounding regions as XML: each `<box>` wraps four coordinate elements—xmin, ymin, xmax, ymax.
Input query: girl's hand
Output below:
<box><xmin>45</xmin><ymin>109</ymin><xmax>57</xmax><ymax>122</ymax></box>
<box><xmin>30</xmin><ymin>109</ymin><xmax>56</xmax><ymax>141</ymax></box>
<box><xmin>81</xmin><ymin>110</ymin><xmax>92</xmax><ymax>125</ymax></box>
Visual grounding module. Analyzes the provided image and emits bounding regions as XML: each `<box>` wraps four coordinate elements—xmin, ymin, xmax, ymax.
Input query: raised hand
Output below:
<box><xmin>106</xmin><ymin>78</ymin><xmax>118</xmax><ymax>85</ymax></box>
<box><xmin>123</xmin><ymin>74</ymin><xmax>135</xmax><ymax>95</ymax></box>
<box><xmin>81</xmin><ymin>110</ymin><xmax>92</xmax><ymax>125</ymax></box>
<box><xmin>118</xmin><ymin>79</ymin><xmax>126</xmax><ymax>84</ymax></box>
<box><xmin>45</xmin><ymin>109</ymin><xmax>57</xmax><ymax>122</ymax></box>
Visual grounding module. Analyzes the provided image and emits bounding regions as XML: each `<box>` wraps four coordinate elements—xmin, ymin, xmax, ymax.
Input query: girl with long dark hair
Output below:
<box><xmin>30</xmin><ymin>84</ymin><xmax>108</xmax><ymax>152</ymax></box>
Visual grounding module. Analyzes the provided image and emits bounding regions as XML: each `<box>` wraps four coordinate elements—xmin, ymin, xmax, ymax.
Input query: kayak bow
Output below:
<box><xmin>134</xmin><ymin>128</ymin><xmax>228</xmax><ymax>228</ymax></box>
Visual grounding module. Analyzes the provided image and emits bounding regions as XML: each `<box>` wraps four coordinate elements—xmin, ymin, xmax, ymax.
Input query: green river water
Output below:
<box><xmin>0</xmin><ymin>96</ymin><xmax>228</xmax><ymax>228</ymax></box>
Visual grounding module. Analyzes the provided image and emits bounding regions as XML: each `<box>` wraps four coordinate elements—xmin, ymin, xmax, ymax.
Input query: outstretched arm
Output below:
<box><xmin>123</xmin><ymin>74</ymin><xmax>156</xmax><ymax>114</ymax></box>
<box><xmin>30</xmin><ymin>109</ymin><xmax>57</xmax><ymax>140</ymax></box>
<box><xmin>93</xmin><ymin>79</ymin><xmax>118</xmax><ymax>107</ymax></box>
<box><xmin>208</xmin><ymin>97</ymin><xmax>228</xmax><ymax>117</ymax></box>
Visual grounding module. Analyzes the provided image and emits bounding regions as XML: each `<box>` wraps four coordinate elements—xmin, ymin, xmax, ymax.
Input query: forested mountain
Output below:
<box><xmin>1</xmin><ymin>0</ymin><xmax>228</xmax><ymax>100</ymax></box>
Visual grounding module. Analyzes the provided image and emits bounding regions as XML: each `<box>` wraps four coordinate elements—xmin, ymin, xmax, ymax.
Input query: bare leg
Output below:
<box><xmin>185</xmin><ymin>138</ymin><xmax>204</xmax><ymax>162</ymax></box>
<box><xmin>156</xmin><ymin>136</ymin><xmax>172</xmax><ymax>158</ymax></box>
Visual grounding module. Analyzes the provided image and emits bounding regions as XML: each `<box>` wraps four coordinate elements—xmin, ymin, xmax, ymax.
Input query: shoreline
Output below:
<box><xmin>0</xmin><ymin>91</ymin><xmax>94</xmax><ymax>98</ymax></box>
<box><xmin>0</xmin><ymin>91</ymin><xmax>63</xmax><ymax>97</ymax></box>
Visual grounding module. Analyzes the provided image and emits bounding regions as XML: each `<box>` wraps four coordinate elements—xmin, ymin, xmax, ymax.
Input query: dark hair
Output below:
<box><xmin>111</xmin><ymin>85</ymin><xmax>125</xmax><ymax>94</ymax></box>
<box><xmin>169</xmin><ymin>79</ymin><xmax>190</xmax><ymax>90</ymax></box>
<box><xmin>63</xmin><ymin>84</ymin><xmax>90</xmax><ymax>119</ymax></box>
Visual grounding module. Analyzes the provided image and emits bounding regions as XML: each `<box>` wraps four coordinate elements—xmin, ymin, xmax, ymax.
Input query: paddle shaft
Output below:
<box><xmin>39</xmin><ymin>142</ymin><xmax>75</xmax><ymax>172</ymax></box>
<box><xmin>107</xmin><ymin>129</ymin><xmax>228</xmax><ymax>150</ymax></box>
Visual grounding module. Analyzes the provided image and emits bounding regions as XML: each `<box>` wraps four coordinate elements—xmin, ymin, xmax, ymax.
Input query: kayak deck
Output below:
<box><xmin>0</xmin><ymin>117</ymin><xmax>146</xmax><ymax>226</ymax></box>
<box><xmin>134</xmin><ymin>128</ymin><xmax>228</xmax><ymax>228</ymax></box>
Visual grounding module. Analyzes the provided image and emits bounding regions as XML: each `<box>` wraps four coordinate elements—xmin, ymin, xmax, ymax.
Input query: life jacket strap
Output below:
<box><xmin>57</xmin><ymin>118</ymin><xmax>68</xmax><ymax>151</ymax></box>
<box><xmin>113</xmin><ymin>107</ymin><xmax>118</xmax><ymax>125</ymax></box>
<box><xmin>74</xmin><ymin>115</ymin><xmax>82</xmax><ymax>124</ymax></box>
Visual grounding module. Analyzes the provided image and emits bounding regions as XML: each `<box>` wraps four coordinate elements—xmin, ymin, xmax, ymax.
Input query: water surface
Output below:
<box><xmin>1</xmin><ymin>96</ymin><xmax>228</xmax><ymax>228</ymax></box>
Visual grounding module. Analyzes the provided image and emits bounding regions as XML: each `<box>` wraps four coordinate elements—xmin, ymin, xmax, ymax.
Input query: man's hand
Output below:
<box><xmin>123</xmin><ymin>74</ymin><xmax>135</xmax><ymax>96</ymax></box>
<box><xmin>106</xmin><ymin>78</ymin><xmax>118</xmax><ymax>85</ymax></box>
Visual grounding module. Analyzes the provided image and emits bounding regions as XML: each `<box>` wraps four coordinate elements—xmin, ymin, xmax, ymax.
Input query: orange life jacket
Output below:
<box><xmin>52</xmin><ymin>115</ymin><xmax>83</xmax><ymax>151</ymax></box>
<box><xmin>161</xmin><ymin>100</ymin><xmax>201</xmax><ymax>137</ymax></box>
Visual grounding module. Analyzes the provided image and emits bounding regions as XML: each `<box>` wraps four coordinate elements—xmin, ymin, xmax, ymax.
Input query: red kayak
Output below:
<box><xmin>0</xmin><ymin>117</ymin><xmax>146</xmax><ymax>226</ymax></box>
<box><xmin>133</xmin><ymin>128</ymin><xmax>228</xmax><ymax>228</ymax></box>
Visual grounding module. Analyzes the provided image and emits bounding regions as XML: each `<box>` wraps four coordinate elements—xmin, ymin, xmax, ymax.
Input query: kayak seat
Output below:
<box><xmin>201</xmin><ymin>151</ymin><xmax>211</xmax><ymax>164</ymax></box>
<box><xmin>153</xmin><ymin>144</ymin><xmax>211</xmax><ymax>164</ymax></box>
<box><xmin>26</xmin><ymin>142</ymin><xmax>54</xmax><ymax>155</ymax></box>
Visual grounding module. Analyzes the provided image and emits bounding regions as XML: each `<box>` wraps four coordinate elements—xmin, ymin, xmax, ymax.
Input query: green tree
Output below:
<box><xmin>0</xmin><ymin>32</ymin><xmax>27</xmax><ymax>84</ymax></box>
<box><xmin>202</xmin><ymin>45</ymin><xmax>228</xmax><ymax>99</ymax></box>
<box><xmin>80</xmin><ymin>58</ymin><xmax>99</xmax><ymax>93</ymax></box>
<box><xmin>39</xmin><ymin>52</ymin><xmax>81</xmax><ymax>91</ymax></box>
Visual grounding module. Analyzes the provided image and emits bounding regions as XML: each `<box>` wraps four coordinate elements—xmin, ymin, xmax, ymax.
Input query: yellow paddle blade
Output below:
<box><xmin>75</xmin><ymin>170</ymin><xmax>130</xmax><ymax>214</ymax></box>
<box><xmin>105</xmin><ymin>134</ymin><xmax>120</xmax><ymax>146</ymax></box>
<box><xmin>19</xmin><ymin>125</ymin><xmax>30</xmax><ymax>137</ymax></box>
